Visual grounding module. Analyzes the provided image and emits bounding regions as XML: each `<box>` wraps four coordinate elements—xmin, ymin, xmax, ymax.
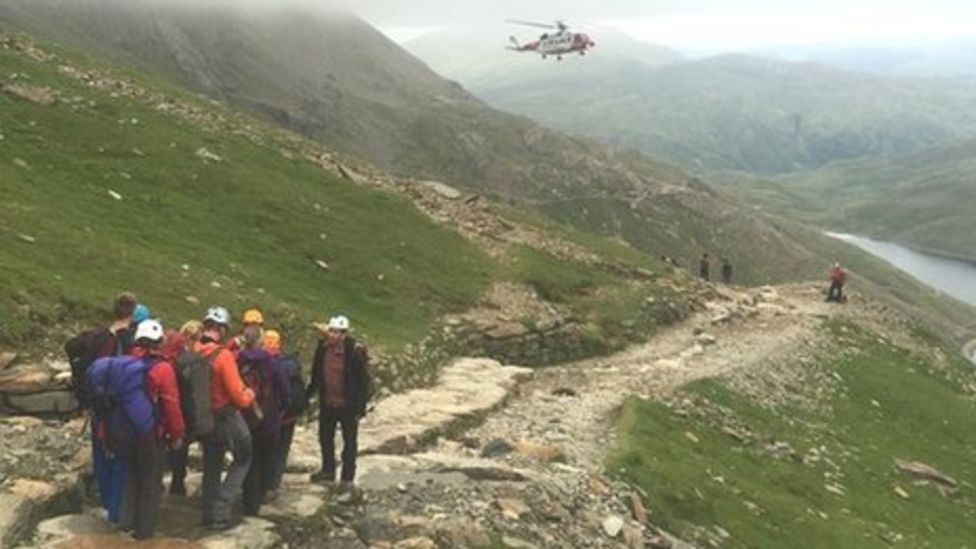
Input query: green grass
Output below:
<box><xmin>503</xmin><ymin>245</ymin><xmax>686</xmax><ymax>354</ymax></box>
<box><xmin>0</xmin><ymin>43</ymin><xmax>493</xmax><ymax>351</ymax></box>
<box><xmin>610</xmin><ymin>322</ymin><xmax>976</xmax><ymax>548</ymax></box>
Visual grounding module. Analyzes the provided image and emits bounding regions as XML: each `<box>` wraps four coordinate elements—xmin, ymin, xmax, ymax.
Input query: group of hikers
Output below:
<box><xmin>65</xmin><ymin>292</ymin><xmax>371</xmax><ymax>540</ymax></box>
<box><xmin>692</xmin><ymin>253</ymin><xmax>848</xmax><ymax>302</ymax></box>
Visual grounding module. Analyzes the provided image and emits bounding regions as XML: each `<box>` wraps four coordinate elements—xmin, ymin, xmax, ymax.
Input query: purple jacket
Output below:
<box><xmin>237</xmin><ymin>347</ymin><xmax>290</xmax><ymax>437</ymax></box>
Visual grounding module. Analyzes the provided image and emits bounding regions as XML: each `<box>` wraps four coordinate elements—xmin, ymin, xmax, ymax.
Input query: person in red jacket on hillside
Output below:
<box><xmin>827</xmin><ymin>262</ymin><xmax>848</xmax><ymax>303</ymax></box>
<box><xmin>116</xmin><ymin>319</ymin><xmax>184</xmax><ymax>540</ymax></box>
<box><xmin>196</xmin><ymin>306</ymin><xmax>256</xmax><ymax>530</ymax></box>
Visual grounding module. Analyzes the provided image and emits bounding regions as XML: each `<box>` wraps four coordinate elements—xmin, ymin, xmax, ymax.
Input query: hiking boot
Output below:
<box><xmin>263</xmin><ymin>489</ymin><xmax>279</xmax><ymax>504</ymax></box>
<box><xmin>309</xmin><ymin>470</ymin><xmax>334</xmax><ymax>483</ymax></box>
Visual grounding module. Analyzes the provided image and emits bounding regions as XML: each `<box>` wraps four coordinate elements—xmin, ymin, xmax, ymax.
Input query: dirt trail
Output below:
<box><xmin>430</xmin><ymin>283</ymin><xmax>835</xmax><ymax>473</ymax></box>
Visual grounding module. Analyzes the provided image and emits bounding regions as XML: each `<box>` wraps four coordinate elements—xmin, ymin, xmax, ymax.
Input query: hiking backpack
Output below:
<box><xmin>174</xmin><ymin>348</ymin><xmax>217</xmax><ymax>439</ymax></box>
<box><xmin>86</xmin><ymin>355</ymin><xmax>157</xmax><ymax>451</ymax></box>
<box><xmin>238</xmin><ymin>355</ymin><xmax>275</xmax><ymax>430</ymax></box>
<box><xmin>64</xmin><ymin>328</ymin><xmax>116</xmax><ymax>409</ymax></box>
<box><xmin>276</xmin><ymin>353</ymin><xmax>308</xmax><ymax>418</ymax></box>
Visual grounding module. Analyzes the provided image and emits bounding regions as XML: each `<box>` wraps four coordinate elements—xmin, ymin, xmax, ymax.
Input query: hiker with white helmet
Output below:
<box><xmin>196</xmin><ymin>306</ymin><xmax>256</xmax><ymax>530</ymax></box>
<box><xmin>87</xmin><ymin>319</ymin><xmax>184</xmax><ymax>540</ymax></box>
<box><xmin>306</xmin><ymin>314</ymin><xmax>372</xmax><ymax>496</ymax></box>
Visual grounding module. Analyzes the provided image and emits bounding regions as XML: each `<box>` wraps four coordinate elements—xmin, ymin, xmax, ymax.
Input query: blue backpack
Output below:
<box><xmin>87</xmin><ymin>355</ymin><xmax>157</xmax><ymax>449</ymax></box>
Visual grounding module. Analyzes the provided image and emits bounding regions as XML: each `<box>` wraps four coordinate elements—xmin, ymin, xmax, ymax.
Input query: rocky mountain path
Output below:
<box><xmin>448</xmin><ymin>283</ymin><xmax>834</xmax><ymax>473</ymax></box>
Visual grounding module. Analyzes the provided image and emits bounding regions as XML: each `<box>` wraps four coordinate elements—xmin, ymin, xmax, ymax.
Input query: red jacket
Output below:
<box><xmin>132</xmin><ymin>347</ymin><xmax>185</xmax><ymax>442</ymax></box>
<box><xmin>830</xmin><ymin>267</ymin><xmax>847</xmax><ymax>283</ymax></box>
<box><xmin>195</xmin><ymin>340</ymin><xmax>255</xmax><ymax>412</ymax></box>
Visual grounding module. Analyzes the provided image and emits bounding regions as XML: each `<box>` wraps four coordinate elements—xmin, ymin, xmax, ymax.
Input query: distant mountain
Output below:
<box><xmin>407</xmin><ymin>29</ymin><xmax>976</xmax><ymax>175</ymax></box>
<box><xmin>758</xmin><ymin>40</ymin><xmax>976</xmax><ymax>81</ymax></box>
<box><xmin>728</xmin><ymin>139</ymin><xmax>976</xmax><ymax>261</ymax></box>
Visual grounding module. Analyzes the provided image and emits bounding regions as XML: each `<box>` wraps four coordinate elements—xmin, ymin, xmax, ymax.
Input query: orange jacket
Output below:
<box><xmin>195</xmin><ymin>341</ymin><xmax>254</xmax><ymax>411</ymax></box>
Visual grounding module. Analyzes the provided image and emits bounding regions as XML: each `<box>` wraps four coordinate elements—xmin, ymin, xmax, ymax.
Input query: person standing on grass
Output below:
<box><xmin>306</xmin><ymin>315</ymin><xmax>371</xmax><ymax>498</ymax></box>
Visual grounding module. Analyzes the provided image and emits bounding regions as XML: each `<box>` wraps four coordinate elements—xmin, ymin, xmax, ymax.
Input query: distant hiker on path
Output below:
<box><xmin>826</xmin><ymin>262</ymin><xmax>847</xmax><ymax>303</ymax></box>
<box><xmin>197</xmin><ymin>306</ymin><xmax>255</xmax><ymax>530</ymax></box>
<box><xmin>721</xmin><ymin>258</ymin><xmax>733</xmax><ymax>284</ymax></box>
<box><xmin>307</xmin><ymin>315</ymin><xmax>372</xmax><ymax>499</ymax></box>
<box><xmin>699</xmin><ymin>254</ymin><xmax>711</xmax><ymax>281</ymax></box>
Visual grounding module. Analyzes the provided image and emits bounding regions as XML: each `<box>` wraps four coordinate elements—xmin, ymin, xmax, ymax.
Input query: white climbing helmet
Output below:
<box><xmin>328</xmin><ymin>315</ymin><xmax>350</xmax><ymax>332</ymax></box>
<box><xmin>204</xmin><ymin>306</ymin><xmax>231</xmax><ymax>327</ymax></box>
<box><xmin>134</xmin><ymin>319</ymin><xmax>164</xmax><ymax>343</ymax></box>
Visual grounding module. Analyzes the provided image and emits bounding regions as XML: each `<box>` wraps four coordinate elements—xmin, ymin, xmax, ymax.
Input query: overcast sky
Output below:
<box><xmin>334</xmin><ymin>0</ymin><xmax>976</xmax><ymax>49</ymax></box>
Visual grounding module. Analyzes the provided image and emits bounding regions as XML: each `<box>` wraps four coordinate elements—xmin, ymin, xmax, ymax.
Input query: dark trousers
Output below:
<box><xmin>827</xmin><ymin>281</ymin><xmax>844</xmax><ymax>302</ymax></box>
<box><xmin>242</xmin><ymin>431</ymin><xmax>278</xmax><ymax>515</ymax></box>
<box><xmin>169</xmin><ymin>442</ymin><xmax>189</xmax><ymax>490</ymax></box>
<box><xmin>202</xmin><ymin>411</ymin><xmax>252</xmax><ymax>525</ymax></box>
<box><xmin>118</xmin><ymin>436</ymin><xmax>163</xmax><ymax>540</ymax></box>
<box><xmin>318</xmin><ymin>406</ymin><xmax>359</xmax><ymax>482</ymax></box>
<box><xmin>270</xmin><ymin>422</ymin><xmax>296</xmax><ymax>491</ymax></box>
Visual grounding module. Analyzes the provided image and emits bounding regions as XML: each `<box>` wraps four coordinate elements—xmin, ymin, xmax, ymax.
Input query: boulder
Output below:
<box><xmin>895</xmin><ymin>459</ymin><xmax>958</xmax><ymax>490</ymax></box>
<box><xmin>0</xmin><ymin>368</ymin><xmax>52</xmax><ymax>393</ymax></box>
<box><xmin>602</xmin><ymin>515</ymin><xmax>624</xmax><ymax>538</ymax></box>
<box><xmin>419</xmin><ymin>181</ymin><xmax>462</xmax><ymax>200</ymax></box>
<box><xmin>2</xmin><ymin>83</ymin><xmax>56</xmax><ymax>105</ymax></box>
<box><xmin>393</xmin><ymin>536</ymin><xmax>436</xmax><ymax>549</ymax></box>
<box><xmin>0</xmin><ymin>389</ymin><xmax>78</xmax><ymax>417</ymax></box>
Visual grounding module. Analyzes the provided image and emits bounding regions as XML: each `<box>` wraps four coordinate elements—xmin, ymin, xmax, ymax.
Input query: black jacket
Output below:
<box><xmin>306</xmin><ymin>336</ymin><xmax>371</xmax><ymax>415</ymax></box>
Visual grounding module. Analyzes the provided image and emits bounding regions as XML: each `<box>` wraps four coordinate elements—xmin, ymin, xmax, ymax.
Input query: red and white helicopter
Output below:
<box><xmin>506</xmin><ymin>20</ymin><xmax>595</xmax><ymax>61</ymax></box>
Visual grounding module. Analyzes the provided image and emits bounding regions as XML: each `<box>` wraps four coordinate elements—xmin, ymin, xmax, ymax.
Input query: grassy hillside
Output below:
<box><xmin>726</xmin><ymin>140</ymin><xmax>976</xmax><ymax>262</ymax></box>
<box><xmin>0</xmin><ymin>30</ymin><xmax>692</xmax><ymax>364</ymax></box>
<box><xmin>0</xmin><ymin>35</ymin><xmax>492</xmax><ymax>350</ymax></box>
<box><xmin>612</xmin><ymin>321</ymin><xmax>976</xmax><ymax>548</ymax></box>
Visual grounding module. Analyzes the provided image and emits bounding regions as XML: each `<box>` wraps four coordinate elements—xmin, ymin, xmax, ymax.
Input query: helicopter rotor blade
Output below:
<box><xmin>507</xmin><ymin>19</ymin><xmax>557</xmax><ymax>30</ymax></box>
